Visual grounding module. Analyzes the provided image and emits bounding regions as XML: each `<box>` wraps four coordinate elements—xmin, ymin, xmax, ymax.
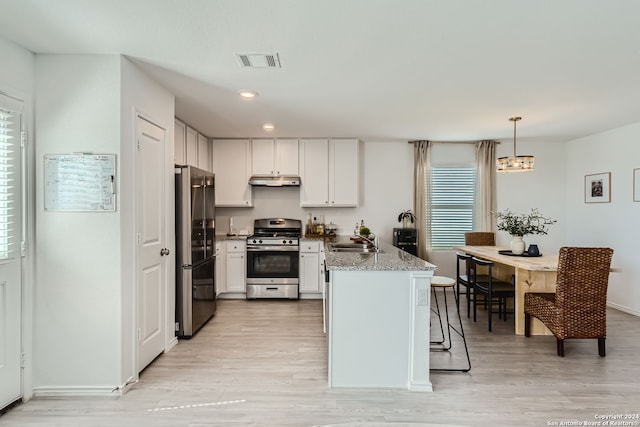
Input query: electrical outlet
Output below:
<box><xmin>417</xmin><ymin>288</ymin><xmax>428</xmax><ymax>306</ymax></box>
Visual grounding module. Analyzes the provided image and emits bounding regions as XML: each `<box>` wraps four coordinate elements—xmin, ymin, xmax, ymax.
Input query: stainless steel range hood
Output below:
<box><xmin>248</xmin><ymin>175</ymin><xmax>301</xmax><ymax>187</ymax></box>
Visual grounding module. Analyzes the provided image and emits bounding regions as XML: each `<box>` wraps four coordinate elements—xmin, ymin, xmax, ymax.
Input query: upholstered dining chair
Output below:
<box><xmin>524</xmin><ymin>247</ymin><xmax>614</xmax><ymax>357</ymax></box>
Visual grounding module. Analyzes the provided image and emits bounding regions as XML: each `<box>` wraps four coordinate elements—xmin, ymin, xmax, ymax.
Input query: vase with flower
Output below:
<box><xmin>494</xmin><ymin>208</ymin><xmax>556</xmax><ymax>255</ymax></box>
<box><xmin>397</xmin><ymin>210</ymin><xmax>416</xmax><ymax>229</ymax></box>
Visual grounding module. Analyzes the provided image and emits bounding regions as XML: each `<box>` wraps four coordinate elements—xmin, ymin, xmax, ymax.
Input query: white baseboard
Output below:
<box><xmin>166</xmin><ymin>336</ymin><xmax>179</xmax><ymax>352</ymax></box>
<box><xmin>607</xmin><ymin>301</ymin><xmax>640</xmax><ymax>317</ymax></box>
<box><xmin>32</xmin><ymin>385</ymin><xmax>124</xmax><ymax>397</ymax></box>
<box><xmin>299</xmin><ymin>293</ymin><xmax>322</xmax><ymax>300</ymax></box>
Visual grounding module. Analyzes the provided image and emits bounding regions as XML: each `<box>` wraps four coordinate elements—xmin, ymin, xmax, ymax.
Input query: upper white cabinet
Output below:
<box><xmin>251</xmin><ymin>139</ymin><xmax>298</xmax><ymax>176</ymax></box>
<box><xmin>197</xmin><ymin>132</ymin><xmax>210</xmax><ymax>172</ymax></box>
<box><xmin>186</xmin><ymin>126</ymin><xmax>198</xmax><ymax>167</ymax></box>
<box><xmin>330</xmin><ymin>139</ymin><xmax>359</xmax><ymax>206</ymax></box>
<box><xmin>175</xmin><ymin>119</ymin><xmax>209</xmax><ymax>170</ymax></box>
<box><xmin>211</xmin><ymin>139</ymin><xmax>253</xmax><ymax>207</ymax></box>
<box><xmin>174</xmin><ymin>119</ymin><xmax>187</xmax><ymax>165</ymax></box>
<box><xmin>299</xmin><ymin>138</ymin><xmax>359</xmax><ymax>207</ymax></box>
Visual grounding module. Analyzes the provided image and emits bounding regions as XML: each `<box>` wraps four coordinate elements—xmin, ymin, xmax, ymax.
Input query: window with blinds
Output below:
<box><xmin>430</xmin><ymin>167</ymin><xmax>476</xmax><ymax>249</ymax></box>
<box><xmin>0</xmin><ymin>105</ymin><xmax>19</xmax><ymax>259</ymax></box>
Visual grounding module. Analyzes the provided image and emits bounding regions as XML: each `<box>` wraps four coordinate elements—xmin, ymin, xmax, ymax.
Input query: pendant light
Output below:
<box><xmin>496</xmin><ymin>116</ymin><xmax>535</xmax><ymax>172</ymax></box>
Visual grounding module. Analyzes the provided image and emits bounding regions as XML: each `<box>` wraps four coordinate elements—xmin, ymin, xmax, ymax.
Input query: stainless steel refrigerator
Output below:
<box><xmin>175</xmin><ymin>165</ymin><xmax>216</xmax><ymax>338</ymax></box>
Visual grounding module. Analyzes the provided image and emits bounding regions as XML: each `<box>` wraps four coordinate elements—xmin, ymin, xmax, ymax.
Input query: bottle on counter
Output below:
<box><xmin>307</xmin><ymin>213</ymin><xmax>313</xmax><ymax>236</ymax></box>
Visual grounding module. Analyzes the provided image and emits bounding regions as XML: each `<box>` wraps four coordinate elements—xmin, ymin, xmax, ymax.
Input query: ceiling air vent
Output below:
<box><xmin>236</xmin><ymin>52</ymin><xmax>281</xmax><ymax>68</ymax></box>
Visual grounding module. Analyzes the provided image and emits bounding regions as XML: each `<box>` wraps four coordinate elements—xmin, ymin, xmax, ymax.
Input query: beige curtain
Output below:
<box><xmin>474</xmin><ymin>140</ymin><xmax>497</xmax><ymax>231</ymax></box>
<box><xmin>413</xmin><ymin>140</ymin><xmax>432</xmax><ymax>260</ymax></box>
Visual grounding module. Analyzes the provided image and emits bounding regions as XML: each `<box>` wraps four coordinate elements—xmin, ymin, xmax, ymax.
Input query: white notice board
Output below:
<box><xmin>44</xmin><ymin>154</ymin><xmax>116</xmax><ymax>211</ymax></box>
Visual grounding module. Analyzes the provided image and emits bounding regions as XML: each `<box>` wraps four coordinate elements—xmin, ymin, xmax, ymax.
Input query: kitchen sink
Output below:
<box><xmin>328</xmin><ymin>242</ymin><xmax>383</xmax><ymax>253</ymax></box>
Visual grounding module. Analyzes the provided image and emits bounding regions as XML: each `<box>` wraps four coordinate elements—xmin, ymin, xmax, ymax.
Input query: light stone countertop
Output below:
<box><xmin>324</xmin><ymin>235</ymin><xmax>437</xmax><ymax>272</ymax></box>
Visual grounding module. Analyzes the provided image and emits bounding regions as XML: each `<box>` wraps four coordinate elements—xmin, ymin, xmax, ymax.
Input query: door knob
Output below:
<box><xmin>160</xmin><ymin>248</ymin><xmax>170</xmax><ymax>256</ymax></box>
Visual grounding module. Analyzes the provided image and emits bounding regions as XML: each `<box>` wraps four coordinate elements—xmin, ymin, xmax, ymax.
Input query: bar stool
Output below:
<box><xmin>430</xmin><ymin>275</ymin><xmax>471</xmax><ymax>372</ymax></box>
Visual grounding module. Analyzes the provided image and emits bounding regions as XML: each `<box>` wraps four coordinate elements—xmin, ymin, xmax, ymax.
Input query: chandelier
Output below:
<box><xmin>496</xmin><ymin>116</ymin><xmax>534</xmax><ymax>172</ymax></box>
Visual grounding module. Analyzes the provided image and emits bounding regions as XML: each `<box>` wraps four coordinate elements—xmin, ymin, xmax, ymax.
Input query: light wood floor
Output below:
<box><xmin>2</xmin><ymin>297</ymin><xmax>640</xmax><ymax>427</ymax></box>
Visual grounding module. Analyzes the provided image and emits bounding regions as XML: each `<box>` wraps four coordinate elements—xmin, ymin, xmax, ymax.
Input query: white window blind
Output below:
<box><xmin>0</xmin><ymin>104</ymin><xmax>19</xmax><ymax>259</ymax></box>
<box><xmin>430</xmin><ymin>167</ymin><xmax>476</xmax><ymax>249</ymax></box>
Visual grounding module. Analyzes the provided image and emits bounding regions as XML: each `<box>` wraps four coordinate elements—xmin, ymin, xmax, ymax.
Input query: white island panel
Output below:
<box><xmin>328</xmin><ymin>269</ymin><xmax>432</xmax><ymax>391</ymax></box>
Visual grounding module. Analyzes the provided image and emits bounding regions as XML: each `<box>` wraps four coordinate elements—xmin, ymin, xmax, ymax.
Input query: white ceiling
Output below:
<box><xmin>1</xmin><ymin>0</ymin><xmax>640</xmax><ymax>143</ymax></box>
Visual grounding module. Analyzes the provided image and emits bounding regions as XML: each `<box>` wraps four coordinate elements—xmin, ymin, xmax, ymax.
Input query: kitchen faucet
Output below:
<box><xmin>358</xmin><ymin>234</ymin><xmax>380</xmax><ymax>252</ymax></box>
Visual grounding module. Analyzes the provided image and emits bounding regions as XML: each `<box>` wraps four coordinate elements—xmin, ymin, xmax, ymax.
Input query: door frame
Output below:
<box><xmin>0</xmin><ymin>88</ymin><xmax>34</xmax><ymax>405</ymax></box>
<box><xmin>130</xmin><ymin>111</ymin><xmax>176</xmax><ymax>384</ymax></box>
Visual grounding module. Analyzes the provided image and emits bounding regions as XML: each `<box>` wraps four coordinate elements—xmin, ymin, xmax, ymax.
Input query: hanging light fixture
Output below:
<box><xmin>496</xmin><ymin>116</ymin><xmax>535</xmax><ymax>172</ymax></box>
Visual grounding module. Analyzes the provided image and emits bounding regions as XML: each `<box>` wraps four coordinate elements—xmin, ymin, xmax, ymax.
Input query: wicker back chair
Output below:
<box><xmin>464</xmin><ymin>232</ymin><xmax>495</xmax><ymax>246</ymax></box>
<box><xmin>524</xmin><ymin>247</ymin><xmax>614</xmax><ymax>357</ymax></box>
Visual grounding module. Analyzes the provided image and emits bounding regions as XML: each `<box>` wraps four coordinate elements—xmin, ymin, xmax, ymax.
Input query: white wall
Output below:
<box><xmin>34</xmin><ymin>54</ymin><xmax>123</xmax><ymax>390</ymax></box>
<box><xmin>496</xmin><ymin>138</ymin><xmax>568</xmax><ymax>252</ymax></box>
<box><xmin>566</xmin><ymin>123</ymin><xmax>640</xmax><ymax>316</ymax></box>
<box><xmin>33</xmin><ymin>54</ymin><xmax>175</xmax><ymax>393</ymax></box>
<box><xmin>217</xmin><ymin>141</ymin><xmax>414</xmax><ymax>243</ymax></box>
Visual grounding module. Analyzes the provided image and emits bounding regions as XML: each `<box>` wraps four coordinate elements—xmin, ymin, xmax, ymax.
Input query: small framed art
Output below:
<box><xmin>585</xmin><ymin>172</ymin><xmax>611</xmax><ymax>203</ymax></box>
<box><xmin>634</xmin><ymin>168</ymin><xmax>640</xmax><ymax>202</ymax></box>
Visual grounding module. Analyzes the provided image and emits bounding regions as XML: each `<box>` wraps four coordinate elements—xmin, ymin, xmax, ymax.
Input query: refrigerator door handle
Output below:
<box><xmin>182</xmin><ymin>255</ymin><xmax>216</xmax><ymax>270</ymax></box>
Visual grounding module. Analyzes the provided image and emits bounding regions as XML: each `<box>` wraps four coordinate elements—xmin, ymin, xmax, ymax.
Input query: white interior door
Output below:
<box><xmin>136</xmin><ymin>116</ymin><xmax>166</xmax><ymax>372</ymax></box>
<box><xmin>0</xmin><ymin>94</ymin><xmax>23</xmax><ymax>409</ymax></box>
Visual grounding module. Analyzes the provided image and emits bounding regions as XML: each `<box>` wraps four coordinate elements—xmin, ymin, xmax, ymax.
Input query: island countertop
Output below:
<box><xmin>324</xmin><ymin>236</ymin><xmax>437</xmax><ymax>272</ymax></box>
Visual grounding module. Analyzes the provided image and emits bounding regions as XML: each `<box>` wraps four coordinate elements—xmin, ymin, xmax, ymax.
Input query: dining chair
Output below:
<box><xmin>524</xmin><ymin>247</ymin><xmax>614</xmax><ymax>356</ymax></box>
<box><xmin>464</xmin><ymin>231</ymin><xmax>495</xmax><ymax>246</ymax></box>
<box><xmin>471</xmin><ymin>257</ymin><xmax>515</xmax><ymax>332</ymax></box>
<box><xmin>456</xmin><ymin>252</ymin><xmax>479</xmax><ymax>318</ymax></box>
<box><xmin>460</xmin><ymin>232</ymin><xmax>496</xmax><ymax>313</ymax></box>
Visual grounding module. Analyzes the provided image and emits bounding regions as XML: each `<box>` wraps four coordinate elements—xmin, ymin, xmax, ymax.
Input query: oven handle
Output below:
<box><xmin>246</xmin><ymin>245</ymin><xmax>299</xmax><ymax>252</ymax></box>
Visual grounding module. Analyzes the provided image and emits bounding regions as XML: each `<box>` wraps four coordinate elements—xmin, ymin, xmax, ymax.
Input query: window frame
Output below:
<box><xmin>429</xmin><ymin>164</ymin><xmax>476</xmax><ymax>250</ymax></box>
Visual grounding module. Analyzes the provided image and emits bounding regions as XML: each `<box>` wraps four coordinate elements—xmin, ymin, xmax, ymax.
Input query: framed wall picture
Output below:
<box><xmin>634</xmin><ymin>168</ymin><xmax>640</xmax><ymax>202</ymax></box>
<box><xmin>584</xmin><ymin>172</ymin><xmax>611</xmax><ymax>203</ymax></box>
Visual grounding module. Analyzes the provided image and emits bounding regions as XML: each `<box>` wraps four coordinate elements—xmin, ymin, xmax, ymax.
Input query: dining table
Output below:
<box><xmin>455</xmin><ymin>245</ymin><xmax>559</xmax><ymax>335</ymax></box>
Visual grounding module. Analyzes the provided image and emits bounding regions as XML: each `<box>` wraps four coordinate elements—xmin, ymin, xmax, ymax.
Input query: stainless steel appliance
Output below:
<box><xmin>175</xmin><ymin>165</ymin><xmax>216</xmax><ymax>337</ymax></box>
<box><xmin>246</xmin><ymin>218</ymin><xmax>301</xmax><ymax>299</ymax></box>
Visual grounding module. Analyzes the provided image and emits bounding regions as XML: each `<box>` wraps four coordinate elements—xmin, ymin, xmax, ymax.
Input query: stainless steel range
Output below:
<box><xmin>246</xmin><ymin>218</ymin><xmax>302</xmax><ymax>299</ymax></box>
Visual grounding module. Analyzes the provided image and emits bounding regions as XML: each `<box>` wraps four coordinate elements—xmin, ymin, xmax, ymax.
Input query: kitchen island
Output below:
<box><xmin>324</xmin><ymin>237</ymin><xmax>437</xmax><ymax>391</ymax></box>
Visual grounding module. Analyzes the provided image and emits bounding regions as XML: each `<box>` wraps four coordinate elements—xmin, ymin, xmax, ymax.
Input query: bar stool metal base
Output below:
<box><xmin>430</xmin><ymin>276</ymin><xmax>471</xmax><ymax>372</ymax></box>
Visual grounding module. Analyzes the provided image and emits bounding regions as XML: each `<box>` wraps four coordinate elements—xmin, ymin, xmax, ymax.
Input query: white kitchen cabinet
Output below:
<box><xmin>186</xmin><ymin>126</ymin><xmax>198</xmax><ymax>167</ymax></box>
<box><xmin>330</xmin><ymin>139</ymin><xmax>359</xmax><ymax>206</ymax></box>
<box><xmin>251</xmin><ymin>139</ymin><xmax>298</xmax><ymax>176</ymax></box>
<box><xmin>215</xmin><ymin>241</ymin><xmax>226</xmax><ymax>295</ymax></box>
<box><xmin>299</xmin><ymin>138</ymin><xmax>359</xmax><ymax>207</ymax></box>
<box><xmin>299</xmin><ymin>139</ymin><xmax>330</xmax><ymax>206</ymax></box>
<box><xmin>300</xmin><ymin>240</ymin><xmax>322</xmax><ymax>296</ymax></box>
<box><xmin>211</xmin><ymin>139</ymin><xmax>253</xmax><ymax>207</ymax></box>
<box><xmin>225</xmin><ymin>240</ymin><xmax>246</xmax><ymax>294</ymax></box>
<box><xmin>197</xmin><ymin>132</ymin><xmax>210</xmax><ymax>172</ymax></box>
<box><xmin>174</xmin><ymin>118</ymin><xmax>187</xmax><ymax>165</ymax></box>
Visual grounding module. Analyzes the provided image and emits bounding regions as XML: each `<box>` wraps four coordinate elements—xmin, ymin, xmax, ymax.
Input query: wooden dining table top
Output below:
<box><xmin>455</xmin><ymin>245</ymin><xmax>559</xmax><ymax>271</ymax></box>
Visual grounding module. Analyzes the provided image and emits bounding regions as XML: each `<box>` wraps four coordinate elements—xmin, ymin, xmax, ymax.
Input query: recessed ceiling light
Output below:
<box><xmin>263</xmin><ymin>123</ymin><xmax>275</xmax><ymax>131</ymax></box>
<box><xmin>239</xmin><ymin>90</ymin><xmax>258</xmax><ymax>99</ymax></box>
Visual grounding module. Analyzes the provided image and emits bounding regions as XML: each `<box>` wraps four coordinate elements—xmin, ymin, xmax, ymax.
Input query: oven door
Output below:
<box><xmin>246</xmin><ymin>246</ymin><xmax>299</xmax><ymax>281</ymax></box>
